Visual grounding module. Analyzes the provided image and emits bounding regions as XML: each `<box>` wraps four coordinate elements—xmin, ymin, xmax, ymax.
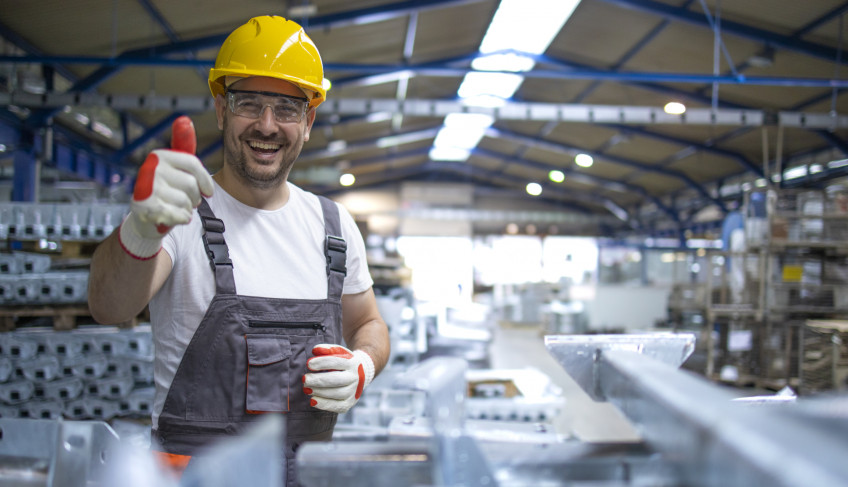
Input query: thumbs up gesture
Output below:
<box><xmin>118</xmin><ymin>116</ymin><xmax>215</xmax><ymax>259</ymax></box>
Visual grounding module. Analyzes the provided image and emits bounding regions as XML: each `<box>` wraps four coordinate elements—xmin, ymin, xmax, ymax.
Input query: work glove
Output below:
<box><xmin>303</xmin><ymin>344</ymin><xmax>375</xmax><ymax>413</ymax></box>
<box><xmin>119</xmin><ymin>116</ymin><xmax>214</xmax><ymax>259</ymax></box>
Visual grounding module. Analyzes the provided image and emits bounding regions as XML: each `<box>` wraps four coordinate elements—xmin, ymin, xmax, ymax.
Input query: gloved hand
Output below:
<box><xmin>119</xmin><ymin>116</ymin><xmax>214</xmax><ymax>259</ymax></box>
<box><xmin>303</xmin><ymin>344</ymin><xmax>375</xmax><ymax>413</ymax></box>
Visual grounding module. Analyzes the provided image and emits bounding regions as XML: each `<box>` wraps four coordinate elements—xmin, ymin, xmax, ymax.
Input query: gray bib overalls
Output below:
<box><xmin>153</xmin><ymin>196</ymin><xmax>347</xmax><ymax>485</ymax></box>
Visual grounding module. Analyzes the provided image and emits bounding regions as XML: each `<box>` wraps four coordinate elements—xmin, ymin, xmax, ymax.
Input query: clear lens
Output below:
<box><xmin>227</xmin><ymin>90</ymin><xmax>307</xmax><ymax>123</ymax></box>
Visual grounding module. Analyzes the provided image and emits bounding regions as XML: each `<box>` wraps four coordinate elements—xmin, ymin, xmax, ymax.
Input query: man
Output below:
<box><xmin>87</xmin><ymin>16</ymin><xmax>390</xmax><ymax>485</ymax></box>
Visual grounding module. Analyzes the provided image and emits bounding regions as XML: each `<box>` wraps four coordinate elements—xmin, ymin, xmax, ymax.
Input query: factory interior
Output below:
<box><xmin>1</xmin><ymin>0</ymin><xmax>848</xmax><ymax>485</ymax></box>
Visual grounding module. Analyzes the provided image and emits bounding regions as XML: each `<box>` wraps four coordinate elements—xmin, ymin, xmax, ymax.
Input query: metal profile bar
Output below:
<box><xmin>601</xmin><ymin>349</ymin><xmax>847</xmax><ymax>486</ymax></box>
<box><xmin>11</xmin><ymin>91</ymin><xmax>848</xmax><ymax>130</ymax></box>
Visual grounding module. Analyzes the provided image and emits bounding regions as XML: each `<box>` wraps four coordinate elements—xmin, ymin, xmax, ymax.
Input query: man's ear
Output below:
<box><xmin>214</xmin><ymin>94</ymin><xmax>226</xmax><ymax>130</ymax></box>
<box><xmin>303</xmin><ymin>107</ymin><xmax>317</xmax><ymax>141</ymax></box>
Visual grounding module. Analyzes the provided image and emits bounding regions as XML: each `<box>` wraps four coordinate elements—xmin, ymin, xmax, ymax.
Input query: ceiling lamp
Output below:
<box><xmin>339</xmin><ymin>173</ymin><xmax>355</xmax><ymax>186</ymax></box>
<box><xmin>664</xmin><ymin>102</ymin><xmax>686</xmax><ymax>115</ymax></box>
<box><xmin>548</xmin><ymin>170</ymin><xmax>565</xmax><ymax>183</ymax></box>
<box><xmin>526</xmin><ymin>182</ymin><xmax>543</xmax><ymax>196</ymax></box>
<box><xmin>575</xmin><ymin>153</ymin><xmax>593</xmax><ymax>168</ymax></box>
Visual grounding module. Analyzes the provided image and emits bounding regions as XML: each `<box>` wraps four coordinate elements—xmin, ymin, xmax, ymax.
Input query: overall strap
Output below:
<box><xmin>318</xmin><ymin>196</ymin><xmax>346</xmax><ymax>301</ymax></box>
<box><xmin>197</xmin><ymin>199</ymin><xmax>236</xmax><ymax>295</ymax></box>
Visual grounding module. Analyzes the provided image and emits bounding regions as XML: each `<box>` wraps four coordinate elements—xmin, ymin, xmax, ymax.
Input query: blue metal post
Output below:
<box><xmin>12</xmin><ymin>150</ymin><xmax>37</xmax><ymax>202</ymax></box>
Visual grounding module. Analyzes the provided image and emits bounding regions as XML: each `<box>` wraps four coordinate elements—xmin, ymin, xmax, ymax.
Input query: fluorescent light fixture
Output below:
<box><xmin>526</xmin><ymin>182</ymin><xmax>543</xmax><ymax>196</ymax></box>
<box><xmin>443</xmin><ymin>113</ymin><xmax>494</xmax><ymax>130</ymax></box>
<box><xmin>430</xmin><ymin>146</ymin><xmax>471</xmax><ymax>161</ymax></box>
<box><xmin>810</xmin><ymin>164</ymin><xmax>823</xmax><ymax>174</ymax></box>
<box><xmin>784</xmin><ymin>166</ymin><xmax>808</xmax><ymax>180</ymax></box>
<box><xmin>664</xmin><ymin>102</ymin><xmax>686</xmax><ymax>115</ymax></box>
<box><xmin>327</xmin><ymin>140</ymin><xmax>348</xmax><ymax>153</ymax></box>
<box><xmin>434</xmin><ymin>0</ymin><xmax>581</xmax><ymax>163</ymax></box>
<box><xmin>457</xmin><ymin>72</ymin><xmax>524</xmax><ymax>104</ymax></box>
<box><xmin>365</xmin><ymin>112</ymin><xmax>394</xmax><ymax>123</ymax></box>
<box><xmin>829</xmin><ymin>158</ymin><xmax>848</xmax><ymax>169</ymax></box>
<box><xmin>479</xmin><ymin>0</ymin><xmax>581</xmax><ymax>55</ymax></box>
<box><xmin>92</xmin><ymin>122</ymin><xmax>113</xmax><ymax>138</ymax></box>
<box><xmin>74</xmin><ymin>113</ymin><xmax>90</xmax><ymax>125</ymax></box>
<box><xmin>603</xmin><ymin>201</ymin><xmax>628</xmax><ymax>221</ymax></box>
<box><xmin>471</xmin><ymin>53</ymin><xmax>535</xmax><ymax>72</ymax></box>
<box><xmin>376</xmin><ymin>129</ymin><xmax>439</xmax><ymax>148</ymax></box>
<box><xmin>548</xmin><ymin>170</ymin><xmax>565</xmax><ymax>183</ymax></box>
<box><xmin>339</xmin><ymin>173</ymin><xmax>355</xmax><ymax>186</ymax></box>
<box><xmin>575</xmin><ymin>153</ymin><xmax>594</xmax><ymax>167</ymax></box>
<box><xmin>433</xmin><ymin>126</ymin><xmax>485</xmax><ymax>150</ymax></box>
<box><xmin>430</xmin><ymin>113</ymin><xmax>494</xmax><ymax>161</ymax></box>
<box><xmin>755</xmin><ymin>178</ymin><xmax>768</xmax><ymax>187</ymax></box>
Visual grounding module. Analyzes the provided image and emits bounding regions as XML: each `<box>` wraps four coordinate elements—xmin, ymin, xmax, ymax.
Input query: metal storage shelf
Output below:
<box><xmin>704</xmin><ymin>187</ymin><xmax>848</xmax><ymax>393</ymax></box>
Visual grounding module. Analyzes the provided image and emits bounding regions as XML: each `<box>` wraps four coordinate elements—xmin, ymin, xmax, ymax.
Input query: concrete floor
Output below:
<box><xmin>488</xmin><ymin>323</ymin><xmax>641</xmax><ymax>442</ymax></box>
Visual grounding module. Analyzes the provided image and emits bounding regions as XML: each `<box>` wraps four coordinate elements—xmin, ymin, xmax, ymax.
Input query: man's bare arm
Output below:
<box><xmin>341</xmin><ymin>287</ymin><xmax>390</xmax><ymax>376</ymax></box>
<box><xmin>87</xmin><ymin>230</ymin><xmax>173</xmax><ymax>325</ymax></box>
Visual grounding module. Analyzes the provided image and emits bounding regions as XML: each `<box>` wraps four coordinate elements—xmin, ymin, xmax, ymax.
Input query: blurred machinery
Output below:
<box><xmin>0</xmin><ymin>332</ymin><xmax>846</xmax><ymax>486</ymax></box>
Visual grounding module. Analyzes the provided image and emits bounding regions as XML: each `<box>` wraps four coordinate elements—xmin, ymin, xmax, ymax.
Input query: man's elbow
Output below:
<box><xmin>87</xmin><ymin>297</ymin><xmax>134</xmax><ymax>326</ymax></box>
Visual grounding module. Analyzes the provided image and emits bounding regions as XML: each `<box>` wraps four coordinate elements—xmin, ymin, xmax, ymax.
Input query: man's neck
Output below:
<box><xmin>212</xmin><ymin>169</ymin><xmax>291</xmax><ymax>210</ymax></box>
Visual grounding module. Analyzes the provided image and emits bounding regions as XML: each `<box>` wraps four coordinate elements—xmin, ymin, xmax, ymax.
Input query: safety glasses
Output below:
<box><xmin>226</xmin><ymin>89</ymin><xmax>309</xmax><ymax>123</ymax></box>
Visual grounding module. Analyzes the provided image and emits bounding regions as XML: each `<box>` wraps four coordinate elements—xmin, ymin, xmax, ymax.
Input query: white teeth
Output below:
<box><xmin>248</xmin><ymin>141</ymin><xmax>281</xmax><ymax>150</ymax></box>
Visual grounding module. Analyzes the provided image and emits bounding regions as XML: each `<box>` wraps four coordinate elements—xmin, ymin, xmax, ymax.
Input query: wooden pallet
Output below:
<box><xmin>0</xmin><ymin>305</ymin><xmax>138</xmax><ymax>331</ymax></box>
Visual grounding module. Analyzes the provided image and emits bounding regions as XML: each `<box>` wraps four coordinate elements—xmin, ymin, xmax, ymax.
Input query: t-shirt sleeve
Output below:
<box><xmin>337</xmin><ymin>202</ymin><xmax>373</xmax><ymax>295</ymax></box>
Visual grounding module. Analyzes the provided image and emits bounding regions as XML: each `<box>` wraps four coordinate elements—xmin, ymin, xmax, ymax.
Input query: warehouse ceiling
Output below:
<box><xmin>3</xmin><ymin>0</ymin><xmax>848</xmax><ymax>238</ymax></box>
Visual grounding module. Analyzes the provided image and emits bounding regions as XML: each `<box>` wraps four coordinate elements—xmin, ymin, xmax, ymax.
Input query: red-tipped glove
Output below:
<box><xmin>119</xmin><ymin>116</ymin><xmax>214</xmax><ymax>259</ymax></box>
<box><xmin>303</xmin><ymin>344</ymin><xmax>375</xmax><ymax>413</ymax></box>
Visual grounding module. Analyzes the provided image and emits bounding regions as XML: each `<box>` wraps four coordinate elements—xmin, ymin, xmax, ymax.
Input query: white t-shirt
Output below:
<box><xmin>148</xmin><ymin>180</ymin><xmax>373</xmax><ymax>428</ymax></box>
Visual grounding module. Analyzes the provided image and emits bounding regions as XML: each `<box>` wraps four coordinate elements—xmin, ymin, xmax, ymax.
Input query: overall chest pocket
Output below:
<box><xmin>245</xmin><ymin>334</ymin><xmax>292</xmax><ymax>413</ymax></box>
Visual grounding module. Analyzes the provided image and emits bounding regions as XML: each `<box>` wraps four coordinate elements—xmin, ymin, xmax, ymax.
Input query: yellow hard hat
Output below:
<box><xmin>208</xmin><ymin>16</ymin><xmax>326</xmax><ymax>108</ymax></box>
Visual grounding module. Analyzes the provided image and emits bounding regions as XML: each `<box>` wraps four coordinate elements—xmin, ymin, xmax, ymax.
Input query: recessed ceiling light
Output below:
<box><xmin>575</xmin><ymin>153</ymin><xmax>593</xmax><ymax>168</ymax></box>
<box><xmin>339</xmin><ymin>173</ymin><xmax>355</xmax><ymax>186</ymax></box>
<box><xmin>664</xmin><ymin>102</ymin><xmax>686</xmax><ymax>115</ymax></box>
<box><xmin>526</xmin><ymin>182</ymin><xmax>543</xmax><ymax>196</ymax></box>
<box><xmin>548</xmin><ymin>170</ymin><xmax>565</xmax><ymax>183</ymax></box>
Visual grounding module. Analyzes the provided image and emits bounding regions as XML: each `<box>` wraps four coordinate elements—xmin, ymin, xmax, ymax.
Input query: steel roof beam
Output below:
<box><xmin>597</xmin><ymin>0</ymin><xmax>845</xmax><ymax>62</ymax></box>
<box><xmin>487</xmin><ymin>127</ymin><xmax>728</xmax><ymax>212</ymax></box>
<box><xmin>470</xmin><ymin>147</ymin><xmax>681</xmax><ymax>223</ymax></box>
<box><xmin>603</xmin><ymin>123</ymin><xmax>764</xmax><ymax>177</ymax></box>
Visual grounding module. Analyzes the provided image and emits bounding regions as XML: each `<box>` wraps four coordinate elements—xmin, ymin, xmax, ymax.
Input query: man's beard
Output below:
<box><xmin>222</xmin><ymin>118</ymin><xmax>302</xmax><ymax>190</ymax></box>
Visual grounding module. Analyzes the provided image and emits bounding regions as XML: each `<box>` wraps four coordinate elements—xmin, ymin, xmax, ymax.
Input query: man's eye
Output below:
<box><xmin>274</xmin><ymin>104</ymin><xmax>298</xmax><ymax>116</ymax></box>
<box><xmin>237</xmin><ymin>99</ymin><xmax>262</xmax><ymax>111</ymax></box>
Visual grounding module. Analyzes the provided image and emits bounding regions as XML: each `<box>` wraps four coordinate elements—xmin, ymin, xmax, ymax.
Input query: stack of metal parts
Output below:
<box><xmin>299</xmin><ymin>334</ymin><xmax>848</xmax><ymax>487</ymax></box>
<box><xmin>1</xmin><ymin>333</ymin><xmax>847</xmax><ymax>486</ymax></box>
<box><xmin>0</xmin><ymin>251</ymin><xmax>89</xmax><ymax>305</ymax></box>
<box><xmin>0</xmin><ymin>202</ymin><xmax>127</xmax><ymax>242</ymax></box>
<box><xmin>0</xmin><ymin>325</ymin><xmax>154</xmax><ymax>421</ymax></box>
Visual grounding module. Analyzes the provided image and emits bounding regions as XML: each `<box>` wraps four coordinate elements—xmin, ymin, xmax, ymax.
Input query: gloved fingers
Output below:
<box><xmin>303</xmin><ymin>369</ymin><xmax>357</xmax><ymax>389</ymax></box>
<box><xmin>153</xmin><ymin>149</ymin><xmax>215</xmax><ymax>197</ymax></box>
<box><xmin>154</xmin><ymin>162</ymin><xmax>206</xmax><ymax>208</ymax></box>
<box><xmin>311</xmin><ymin>344</ymin><xmax>354</xmax><ymax>358</ymax></box>
<box><xmin>308</xmin><ymin>395</ymin><xmax>355</xmax><ymax>414</ymax></box>
<box><xmin>306</xmin><ymin>355</ymin><xmax>355</xmax><ymax>373</ymax></box>
<box><xmin>305</xmin><ymin>382</ymin><xmax>358</xmax><ymax>401</ymax></box>
<box><xmin>132</xmin><ymin>188</ymin><xmax>193</xmax><ymax>228</ymax></box>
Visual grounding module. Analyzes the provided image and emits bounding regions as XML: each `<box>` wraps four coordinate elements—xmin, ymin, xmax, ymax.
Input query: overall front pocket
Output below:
<box><xmin>244</xmin><ymin>334</ymin><xmax>292</xmax><ymax>413</ymax></box>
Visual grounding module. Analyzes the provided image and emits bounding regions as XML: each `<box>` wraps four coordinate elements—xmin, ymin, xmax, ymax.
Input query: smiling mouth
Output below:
<box><xmin>248</xmin><ymin>140</ymin><xmax>282</xmax><ymax>154</ymax></box>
